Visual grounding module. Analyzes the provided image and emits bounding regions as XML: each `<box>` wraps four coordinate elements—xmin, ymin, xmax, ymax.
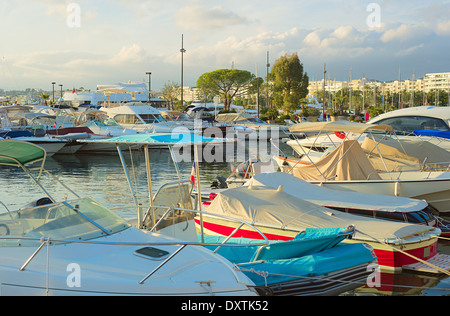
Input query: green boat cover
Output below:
<box><xmin>0</xmin><ymin>140</ymin><xmax>45</xmax><ymax>166</ymax></box>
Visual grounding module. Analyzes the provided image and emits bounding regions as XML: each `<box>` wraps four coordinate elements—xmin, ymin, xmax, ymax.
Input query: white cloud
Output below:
<box><xmin>396</xmin><ymin>44</ymin><xmax>425</xmax><ymax>56</ymax></box>
<box><xmin>174</xmin><ymin>5</ymin><xmax>247</xmax><ymax>31</ymax></box>
<box><xmin>380</xmin><ymin>24</ymin><xmax>417</xmax><ymax>43</ymax></box>
<box><xmin>436</xmin><ymin>20</ymin><xmax>450</xmax><ymax>35</ymax></box>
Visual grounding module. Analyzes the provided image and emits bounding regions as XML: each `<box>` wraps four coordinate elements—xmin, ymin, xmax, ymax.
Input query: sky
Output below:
<box><xmin>0</xmin><ymin>0</ymin><xmax>450</xmax><ymax>92</ymax></box>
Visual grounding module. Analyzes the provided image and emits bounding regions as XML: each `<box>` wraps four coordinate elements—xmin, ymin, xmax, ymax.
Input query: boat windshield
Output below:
<box><xmin>139</xmin><ymin>114</ymin><xmax>166</xmax><ymax>124</ymax></box>
<box><xmin>0</xmin><ymin>197</ymin><xmax>130</xmax><ymax>247</ymax></box>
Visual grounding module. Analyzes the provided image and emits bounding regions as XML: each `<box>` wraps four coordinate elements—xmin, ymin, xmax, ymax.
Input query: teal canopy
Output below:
<box><xmin>0</xmin><ymin>140</ymin><xmax>46</xmax><ymax>167</ymax></box>
<box><xmin>84</xmin><ymin>133</ymin><xmax>228</xmax><ymax>145</ymax></box>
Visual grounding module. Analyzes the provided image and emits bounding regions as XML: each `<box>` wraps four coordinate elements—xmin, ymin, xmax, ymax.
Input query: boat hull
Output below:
<box><xmin>308</xmin><ymin>176</ymin><xmax>450</xmax><ymax>214</ymax></box>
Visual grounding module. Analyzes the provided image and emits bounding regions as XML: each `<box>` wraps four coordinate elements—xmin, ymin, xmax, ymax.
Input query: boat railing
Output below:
<box><xmin>142</xmin><ymin>204</ymin><xmax>270</xmax><ymax>252</ymax></box>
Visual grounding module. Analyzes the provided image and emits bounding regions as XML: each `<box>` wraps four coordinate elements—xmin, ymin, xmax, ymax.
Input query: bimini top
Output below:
<box><xmin>289</xmin><ymin>121</ymin><xmax>394</xmax><ymax>134</ymax></box>
<box><xmin>84</xmin><ymin>133</ymin><xmax>230</xmax><ymax>145</ymax></box>
<box><xmin>0</xmin><ymin>140</ymin><xmax>46</xmax><ymax>167</ymax></box>
<box><xmin>206</xmin><ymin>185</ymin><xmax>440</xmax><ymax>244</ymax></box>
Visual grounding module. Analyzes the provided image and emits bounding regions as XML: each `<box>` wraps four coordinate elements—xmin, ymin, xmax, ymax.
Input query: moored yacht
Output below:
<box><xmin>0</xmin><ymin>140</ymin><xmax>258</xmax><ymax>296</ymax></box>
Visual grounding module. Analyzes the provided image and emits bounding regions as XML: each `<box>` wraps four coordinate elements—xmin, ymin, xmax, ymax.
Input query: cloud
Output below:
<box><xmin>380</xmin><ymin>24</ymin><xmax>418</xmax><ymax>43</ymax></box>
<box><xmin>396</xmin><ymin>44</ymin><xmax>425</xmax><ymax>56</ymax></box>
<box><xmin>10</xmin><ymin>44</ymin><xmax>150</xmax><ymax>84</ymax></box>
<box><xmin>436</xmin><ymin>20</ymin><xmax>450</xmax><ymax>35</ymax></box>
<box><xmin>174</xmin><ymin>5</ymin><xmax>248</xmax><ymax>31</ymax></box>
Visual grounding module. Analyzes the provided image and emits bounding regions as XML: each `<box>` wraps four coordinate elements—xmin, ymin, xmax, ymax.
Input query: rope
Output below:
<box><xmin>354</xmin><ymin>228</ymin><xmax>450</xmax><ymax>277</ymax></box>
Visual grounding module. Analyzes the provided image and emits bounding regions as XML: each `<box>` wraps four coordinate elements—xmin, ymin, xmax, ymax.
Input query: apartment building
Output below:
<box><xmin>307</xmin><ymin>72</ymin><xmax>449</xmax><ymax>96</ymax></box>
<box><xmin>423</xmin><ymin>72</ymin><xmax>450</xmax><ymax>93</ymax></box>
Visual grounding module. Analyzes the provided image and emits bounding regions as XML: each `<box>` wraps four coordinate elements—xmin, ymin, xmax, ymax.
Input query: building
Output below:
<box><xmin>423</xmin><ymin>72</ymin><xmax>450</xmax><ymax>93</ymax></box>
<box><xmin>307</xmin><ymin>72</ymin><xmax>449</xmax><ymax>96</ymax></box>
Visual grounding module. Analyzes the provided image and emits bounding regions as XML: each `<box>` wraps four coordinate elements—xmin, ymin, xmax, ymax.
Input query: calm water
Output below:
<box><xmin>1</xmin><ymin>142</ymin><xmax>450</xmax><ymax>296</ymax></box>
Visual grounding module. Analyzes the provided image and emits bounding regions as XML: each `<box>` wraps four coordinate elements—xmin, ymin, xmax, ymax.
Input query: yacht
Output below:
<box><xmin>0</xmin><ymin>140</ymin><xmax>258</xmax><ymax>296</ymax></box>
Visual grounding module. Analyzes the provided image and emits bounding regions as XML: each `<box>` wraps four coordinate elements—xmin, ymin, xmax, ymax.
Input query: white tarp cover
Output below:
<box><xmin>292</xmin><ymin>140</ymin><xmax>382</xmax><ymax>181</ymax></box>
<box><xmin>206</xmin><ymin>185</ymin><xmax>438</xmax><ymax>244</ymax></box>
<box><xmin>246</xmin><ymin>172</ymin><xmax>428</xmax><ymax>213</ymax></box>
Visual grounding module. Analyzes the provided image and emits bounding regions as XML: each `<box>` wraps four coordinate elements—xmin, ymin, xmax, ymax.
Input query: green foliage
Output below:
<box><xmin>197</xmin><ymin>69</ymin><xmax>254</xmax><ymax>111</ymax></box>
<box><xmin>269</xmin><ymin>53</ymin><xmax>309</xmax><ymax>114</ymax></box>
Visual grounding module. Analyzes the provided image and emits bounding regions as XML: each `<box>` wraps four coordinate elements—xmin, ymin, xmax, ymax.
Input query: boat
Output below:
<box><xmin>215</xmin><ymin>112</ymin><xmax>290</xmax><ymax>140</ymax></box>
<box><xmin>101</xmin><ymin>102</ymin><xmax>188</xmax><ymax>134</ymax></box>
<box><xmin>85</xmin><ymin>133</ymin><xmax>380</xmax><ymax>296</ymax></box>
<box><xmin>0</xmin><ymin>130</ymin><xmax>67</xmax><ymax>156</ymax></box>
<box><xmin>0</xmin><ymin>140</ymin><xmax>258</xmax><ymax>296</ymax></box>
<box><xmin>244</xmin><ymin>172</ymin><xmax>450</xmax><ymax>237</ymax></box>
<box><xmin>368</xmin><ymin>106</ymin><xmax>450</xmax><ymax>135</ymax></box>
<box><xmin>202</xmin><ymin>227</ymin><xmax>377</xmax><ymax>296</ymax></box>
<box><xmin>200</xmin><ymin>185</ymin><xmax>446</xmax><ymax>273</ymax></box>
<box><xmin>284</xmin><ymin>121</ymin><xmax>450</xmax><ymax>214</ymax></box>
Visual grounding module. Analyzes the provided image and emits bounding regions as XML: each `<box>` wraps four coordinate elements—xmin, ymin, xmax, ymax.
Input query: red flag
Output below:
<box><xmin>190</xmin><ymin>161</ymin><xmax>196</xmax><ymax>186</ymax></box>
<box><xmin>72</xmin><ymin>88</ymin><xmax>76</xmax><ymax>94</ymax></box>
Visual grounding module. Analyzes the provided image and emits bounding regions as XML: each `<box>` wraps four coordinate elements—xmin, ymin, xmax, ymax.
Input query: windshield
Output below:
<box><xmin>139</xmin><ymin>114</ymin><xmax>166</xmax><ymax>124</ymax></box>
<box><xmin>0</xmin><ymin>197</ymin><xmax>130</xmax><ymax>246</ymax></box>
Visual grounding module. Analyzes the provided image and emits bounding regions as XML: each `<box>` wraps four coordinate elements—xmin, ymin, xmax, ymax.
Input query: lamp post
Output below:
<box><xmin>52</xmin><ymin>82</ymin><xmax>56</xmax><ymax>104</ymax></box>
<box><xmin>146</xmin><ymin>72</ymin><xmax>152</xmax><ymax>103</ymax></box>
<box><xmin>59</xmin><ymin>84</ymin><xmax>63</xmax><ymax>104</ymax></box>
<box><xmin>180</xmin><ymin>34</ymin><xmax>186</xmax><ymax>108</ymax></box>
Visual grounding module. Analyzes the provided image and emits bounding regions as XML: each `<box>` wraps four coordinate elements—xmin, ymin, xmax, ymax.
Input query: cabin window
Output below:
<box><xmin>404</xmin><ymin>210</ymin><xmax>433</xmax><ymax>224</ymax></box>
<box><xmin>373</xmin><ymin>210</ymin><xmax>406</xmax><ymax>222</ymax></box>
<box><xmin>114</xmin><ymin>114</ymin><xmax>141</xmax><ymax>124</ymax></box>
<box><xmin>140</xmin><ymin>114</ymin><xmax>166</xmax><ymax>124</ymax></box>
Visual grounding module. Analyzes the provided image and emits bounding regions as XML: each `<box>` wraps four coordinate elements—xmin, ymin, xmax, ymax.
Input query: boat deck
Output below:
<box><xmin>402</xmin><ymin>253</ymin><xmax>450</xmax><ymax>275</ymax></box>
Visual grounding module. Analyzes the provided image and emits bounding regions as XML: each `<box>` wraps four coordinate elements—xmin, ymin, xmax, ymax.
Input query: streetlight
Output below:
<box><xmin>180</xmin><ymin>34</ymin><xmax>186</xmax><ymax>108</ymax></box>
<box><xmin>52</xmin><ymin>82</ymin><xmax>56</xmax><ymax>104</ymax></box>
<box><xmin>146</xmin><ymin>72</ymin><xmax>152</xmax><ymax>103</ymax></box>
<box><xmin>59</xmin><ymin>84</ymin><xmax>63</xmax><ymax>104</ymax></box>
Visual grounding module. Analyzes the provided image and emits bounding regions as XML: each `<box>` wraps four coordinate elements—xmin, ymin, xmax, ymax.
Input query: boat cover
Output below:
<box><xmin>414</xmin><ymin>129</ymin><xmax>450</xmax><ymax>139</ymax></box>
<box><xmin>206</xmin><ymin>185</ymin><xmax>439</xmax><ymax>244</ymax></box>
<box><xmin>361</xmin><ymin>134</ymin><xmax>450</xmax><ymax>167</ymax></box>
<box><xmin>292</xmin><ymin>140</ymin><xmax>382</xmax><ymax>181</ymax></box>
<box><xmin>288</xmin><ymin>121</ymin><xmax>394</xmax><ymax>133</ymax></box>
<box><xmin>0</xmin><ymin>140</ymin><xmax>45</xmax><ymax>166</ymax></box>
<box><xmin>83</xmin><ymin>133</ymin><xmax>228</xmax><ymax>145</ymax></box>
<box><xmin>246</xmin><ymin>172</ymin><xmax>428</xmax><ymax>213</ymax></box>
<box><xmin>202</xmin><ymin>231</ymin><xmax>376</xmax><ymax>286</ymax></box>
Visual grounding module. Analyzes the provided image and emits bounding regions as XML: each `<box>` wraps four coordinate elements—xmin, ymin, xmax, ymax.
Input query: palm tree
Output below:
<box><xmin>41</xmin><ymin>93</ymin><xmax>50</xmax><ymax>106</ymax></box>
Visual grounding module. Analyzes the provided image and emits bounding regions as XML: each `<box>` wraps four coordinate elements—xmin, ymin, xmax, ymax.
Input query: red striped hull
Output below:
<box><xmin>196</xmin><ymin>218</ymin><xmax>439</xmax><ymax>270</ymax></box>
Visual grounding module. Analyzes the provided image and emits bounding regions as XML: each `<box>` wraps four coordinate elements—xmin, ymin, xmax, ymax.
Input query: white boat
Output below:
<box><xmin>215</xmin><ymin>112</ymin><xmax>290</xmax><ymax>140</ymax></box>
<box><xmin>368</xmin><ymin>106</ymin><xmax>450</xmax><ymax>135</ymax></box>
<box><xmin>86</xmin><ymin>134</ymin><xmax>380</xmax><ymax>296</ymax></box>
<box><xmin>283</xmin><ymin>121</ymin><xmax>450</xmax><ymax>214</ymax></box>
<box><xmin>244</xmin><ymin>172</ymin><xmax>450</xmax><ymax>237</ymax></box>
<box><xmin>0</xmin><ymin>140</ymin><xmax>258</xmax><ymax>296</ymax></box>
<box><xmin>201</xmin><ymin>185</ymin><xmax>444</xmax><ymax>272</ymax></box>
<box><xmin>0</xmin><ymin>130</ymin><xmax>67</xmax><ymax>156</ymax></box>
<box><xmin>101</xmin><ymin>102</ymin><xmax>187</xmax><ymax>134</ymax></box>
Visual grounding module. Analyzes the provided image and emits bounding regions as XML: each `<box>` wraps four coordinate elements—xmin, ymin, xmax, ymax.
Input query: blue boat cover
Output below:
<box><xmin>201</xmin><ymin>227</ymin><xmax>376</xmax><ymax>286</ymax></box>
<box><xmin>413</xmin><ymin>129</ymin><xmax>450</xmax><ymax>139</ymax></box>
<box><xmin>86</xmin><ymin>133</ymin><xmax>227</xmax><ymax>145</ymax></box>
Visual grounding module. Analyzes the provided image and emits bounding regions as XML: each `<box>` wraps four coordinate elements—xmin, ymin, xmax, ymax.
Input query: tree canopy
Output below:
<box><xmin>269</xmin><ymin>53</ymin><xmax>309</xmax><ymax>114</ymax></box>
<box><xmin>196</xmin><ymin>69</ymin><xmax>254</xmax><ymax>111</ymax></box>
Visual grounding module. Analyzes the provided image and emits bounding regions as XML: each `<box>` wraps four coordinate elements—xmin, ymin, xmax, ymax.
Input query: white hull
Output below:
<box><xmin>309</xmin><ymin>173</ymin><xmax>450</xmax><ymax>213</ymax></box>
<box><xmin>0</xmin><ymin>227</ymin><xmax>255</xmax><ymax>296</ymax></box>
